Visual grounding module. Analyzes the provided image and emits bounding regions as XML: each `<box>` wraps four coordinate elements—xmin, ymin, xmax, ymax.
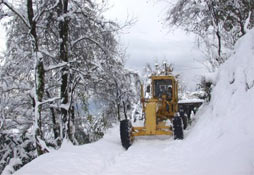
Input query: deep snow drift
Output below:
<box><xmin>11</xmin><ymin>30</ymin><xmax>254</xmax><ymax>175</ymax></box>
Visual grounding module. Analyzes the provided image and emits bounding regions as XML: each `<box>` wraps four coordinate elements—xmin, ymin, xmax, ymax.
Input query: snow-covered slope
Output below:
<box><xmin>12</xmin><ymin>126</ymin><xmax>124</xmax><ymax>175</ymax></box>
<box><xmin>13</xmin><ymin>30</ymin><xmax>254</xmax><ymax>175</ymax></box>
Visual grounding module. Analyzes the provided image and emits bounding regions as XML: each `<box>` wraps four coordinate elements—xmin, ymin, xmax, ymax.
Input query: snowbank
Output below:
<box><xmin>179</xmin><ymin>28</ymin><xmax>254</xmax><ymax>174</ymax></box>
<box><xmin>13</xmin><ymin>30</ymin><xmax>254</xmax><ymax>175</ymax></box>
<box><xmin>13</xmin><ymin>126</ymin><xmax>125</xmax><ymax>175</ymax></box>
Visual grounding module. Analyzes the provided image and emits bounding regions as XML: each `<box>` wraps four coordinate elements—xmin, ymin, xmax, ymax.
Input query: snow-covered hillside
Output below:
<box><xmin>11</xmin><ymin>29</ymin><xmax>254</xmax><ymax>175</ymax></box>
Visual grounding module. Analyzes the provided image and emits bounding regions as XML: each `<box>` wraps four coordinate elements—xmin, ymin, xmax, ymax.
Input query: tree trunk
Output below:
<box><xmin>208</xmin><ymin>1</ymin><xmax>223</xmax><ymax>65</ymax></box>
<box><xmin>57</xmin><ymin>0</ymin><xmax>70</xmax><ymax>142</ymax></box>
<box><xmin>123</xmin><ymin>101</ymin><xmax>128</xmax><ymax>120</ymax></box>
<box><xmin>117</xmin><ymin>103</ymin><xmax>121</xmax><ymax>121</ymax></box>
<box><xmin>68</xmin><ymin>106</ymin><xmax>76</xmax><ymax>144</ymax></box>
<box><xmin>27</xmin><ymin>0</ymin><xmax>48</xmax><ymax>156</ymax></box>
<box><xmin>46</xmin><ymin>91</ymin><xmax>60</xmax><ymax>146</ymax></box>
<box><xmin>215</xmin><ymin>29</ymin><xmax>222</xmax><ymax>64</ymax></box>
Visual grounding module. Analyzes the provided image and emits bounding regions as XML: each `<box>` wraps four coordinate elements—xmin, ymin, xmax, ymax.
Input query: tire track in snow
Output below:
<box><xmin>99</xmin><ymin>136</ymin><xmax>189</xmax><ymax>175</ymax></box>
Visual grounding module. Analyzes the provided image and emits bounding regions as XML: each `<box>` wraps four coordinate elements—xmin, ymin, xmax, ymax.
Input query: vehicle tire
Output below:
<box><xmin>173</xmin><ymin>116</ymin><xmax>184</xmax><ymax>140</ymax></box>
<box><xmin>120</xmin><ymin>119</ymin><xmax>133</xmax><ymax>149</ymax></box>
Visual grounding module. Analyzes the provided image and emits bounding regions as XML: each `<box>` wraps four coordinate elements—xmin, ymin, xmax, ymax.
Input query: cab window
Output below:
<box><xmin>154</xmin><ymin>79</ymin><xmax>172</xmax><ymax>100</ymax></box>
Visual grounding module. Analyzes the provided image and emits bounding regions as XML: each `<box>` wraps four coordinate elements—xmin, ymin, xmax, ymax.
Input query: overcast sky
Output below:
<box><xmin>105</xmin><ymin>0</ymin><xmax>207</xmax><ymax>90</ymax></box>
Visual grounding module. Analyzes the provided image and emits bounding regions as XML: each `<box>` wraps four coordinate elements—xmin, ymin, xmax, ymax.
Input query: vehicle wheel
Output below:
<box><xmin>173</xmin><ymin>116</ymin><xmax>184</xmax><ymax>140</ymax></box>
<box><xmin>120</xmin><ymin>119</ymin><xmax>133</xmax><ymax>149</ymax></box>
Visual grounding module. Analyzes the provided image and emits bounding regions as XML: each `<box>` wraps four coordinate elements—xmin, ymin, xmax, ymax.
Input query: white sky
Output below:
<box><xmin>105</xmin><ymin>0</ymin><xmax>207</xmax><ymax>90</ymax></box>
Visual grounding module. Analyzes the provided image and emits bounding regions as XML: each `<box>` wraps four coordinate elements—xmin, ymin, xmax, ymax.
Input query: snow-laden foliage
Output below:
<box><xmin>0</xmin><ymin>133</ymin><xmax>35</xmax><ymax>175</ymax></box>
<box><xmin>0</xmin><ymin>0</ymin><xmax>140</xmax><ymax>174</ymax></box>
<box><xmin>167</xmin><ymin>0</ymin><xmax>254</xmax><ymax>71</ymax></box>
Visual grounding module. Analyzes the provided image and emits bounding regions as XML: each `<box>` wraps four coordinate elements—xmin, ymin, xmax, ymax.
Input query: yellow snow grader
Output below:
<box><xmin>120</xmin><ymin>73</ymin><xmax>184</xmax><ymax>149</ymax></box>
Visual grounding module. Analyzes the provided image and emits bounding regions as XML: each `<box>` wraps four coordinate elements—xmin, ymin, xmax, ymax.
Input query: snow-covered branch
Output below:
<box><xmin>44</xmin><ymin>62</ymin><xmax>68</xmax><ymax>72</ymax></box>
<box><xmin>40</xmin><ymin>49</ymin><xmax>57</xmax><ymax>59</ymax></box>
<box><xmin>244</xmin><ymin>11</ymin><xmax>252</xmax><ymax>33</ymax></box>
<box><xmin>2</xmin><ymin>1</ymin><xmax>30</xmax><ymax>29</ymax></box>
<box><xmin>71</xmin><ymin>68</ymin><xmax>92</xmax><ymax>79</ymax></box>
<box><xmin>38</xmin><ymin>97</ymin><xmax>61</xmax><ymax>106</ymax></box>
<box><xmin>33</xmin><ymin>1</ymin><xmax>47</xmax><ymax>22</ymax></box>
<box><xmin>44</xmin><ymin>59</ymin><xmax>83</xmax><ymax>72</ymax></box>
<box><xmin>71</xmin><ymin>36</ymin><xmax>109</xmax><ymax>54</ymax></box>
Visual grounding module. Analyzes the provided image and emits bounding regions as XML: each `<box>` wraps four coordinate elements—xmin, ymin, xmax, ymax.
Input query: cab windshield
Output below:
<box><xmin>154</xmin><ymin>79</ymin><xmax>172</xmax><ymax>100</ymax></box>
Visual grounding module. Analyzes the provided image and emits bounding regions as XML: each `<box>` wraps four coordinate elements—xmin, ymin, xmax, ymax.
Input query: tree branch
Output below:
<box><xmin>38</xmin><ymin>97</ymin><xmax>61</xmax><ymax>106</ymax></box>
<box><xmin>71</xmin><ymin>36</ymin><xmax>109</xmax><ymax>55</ymax></box>
<box><xmin>2</xmin><ymin>1</ymin><xmax>30</xmax><ymax>29</ymax></box>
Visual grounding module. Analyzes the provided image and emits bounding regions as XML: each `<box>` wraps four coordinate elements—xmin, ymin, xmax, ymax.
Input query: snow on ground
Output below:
<box><xmin>13</xmin><ymin>126</ymin><xmax>124</xmax><ymax>175</ymax></box>
<box><xmin>14</xmin><ymin>30</ymin><xmax>254</xmax><ymax>175</ymax></box>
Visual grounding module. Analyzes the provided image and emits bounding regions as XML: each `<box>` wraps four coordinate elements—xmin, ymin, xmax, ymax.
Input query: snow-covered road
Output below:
<box><xmin>13</xmin><ymin>125</ymin><xmax>194</xmax><ymax>175</ymax></box>
<box><xmin>100</xmin><ymin>135</ymin><xmax>186</xmax><ymax>175</ymax></box>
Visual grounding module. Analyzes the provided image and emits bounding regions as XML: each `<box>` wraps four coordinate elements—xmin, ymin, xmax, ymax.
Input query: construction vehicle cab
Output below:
<box><xmin>120</xmin><ymin>73</ymin><xmax>184</xmax><ymax>149</ymax></box>
<box><xmin>151</xmin><ymin>76</ymin><xmax>178</xmax><ymax>118</ymax></box>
